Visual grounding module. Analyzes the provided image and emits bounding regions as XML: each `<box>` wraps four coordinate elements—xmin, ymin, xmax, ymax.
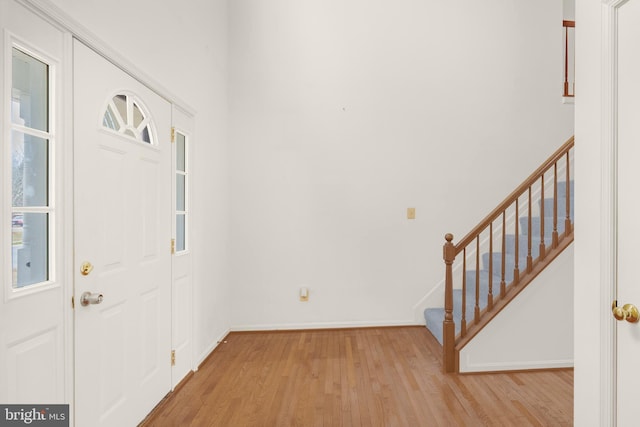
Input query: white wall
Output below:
<box><xmin>460</xmin><ymin>245</ymin><xmax>574</xmax><ymax>372</ymax></box>
<box><xmin>228</xmin><ymin>0</ymin><xmax>574</xmax><ymax>329</ymax></box>
<box><xmin>48</xmin><ymin>0</ymin><xmax>232</xmax><ymax>362</ymax></box>
<box><xmin>574</xmin><ymin>0</ymin><xmax>606</xmax><ymax>424</ymax></box>
<box><xmin>42</xmin><ymin>0</ymin><xmax>577</xmax><ymax>360</ymax></box>
<box><xmin>564</xmin><ymin>0</ymin><xmax>576</xmax><ymax>20</ymax></box>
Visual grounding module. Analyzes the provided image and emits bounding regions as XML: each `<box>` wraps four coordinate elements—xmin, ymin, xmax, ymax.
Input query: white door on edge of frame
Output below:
<box><xmin>170</xmin><ymin>106</ymin><xmax>194</xmax><ymax>390</ymax></box>
<box><xmin>613</xmin><ymin>0</ymin><xmax>640</xmax><ymax>424</ymax></box>
<box><xmin>73</xmin><ymin>40</ymin><xmax>172</xmax><ymax>427</ymax></box>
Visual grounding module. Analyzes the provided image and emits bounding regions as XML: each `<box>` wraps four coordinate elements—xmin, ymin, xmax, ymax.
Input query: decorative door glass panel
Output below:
<box><xmin>103</xmin><ymin>105</ymin><xmax>120</xmax><ymax>131</ymax></box>
<box><xmin>102</xmin><ymin>93</ymin><xmax>155</xmax><ymax>144</ymax></box>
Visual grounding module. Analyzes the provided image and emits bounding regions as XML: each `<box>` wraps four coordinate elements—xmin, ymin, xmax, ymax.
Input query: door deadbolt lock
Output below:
<box><xmin>80</xmin><ymin>261</ymin><xmax>94</xmax><ymax>276</ymax></box>
<box><xmin>612</xmin><ymin>300</ymin><xmax>639</xmax><ymax>323</ymax></box>
<box><xmin>80</xmin><ymin>292</ymin><xmax>103</xmax><ymax>306</ymax></box>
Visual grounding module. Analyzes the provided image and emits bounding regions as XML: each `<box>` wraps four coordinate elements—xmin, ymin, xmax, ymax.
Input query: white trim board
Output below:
<box><xmin>231</xmin><ymin>319</ymin><xmax>420</xmax><ymax>332</ymax></box>
<box><xmin>459</xmin><ymin>358</ymin><xmax>574</xmax><ymax>373</ymax></box>
<box><xmin>16</xmin><ymin>0</ymin><xmax>196</xmax><ymax>117</ymax></box>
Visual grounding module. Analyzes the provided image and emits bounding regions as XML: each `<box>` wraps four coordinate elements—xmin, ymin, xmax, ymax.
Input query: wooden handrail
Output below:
<box><xmin>442</xmin><ymin>136</ymin><xmax>574</xmax><ymax>373</ymax></box>
<box><xmin>453</xmin><ymin>136</ymin><xmax>574</xmax><ymax>254</ymax></box>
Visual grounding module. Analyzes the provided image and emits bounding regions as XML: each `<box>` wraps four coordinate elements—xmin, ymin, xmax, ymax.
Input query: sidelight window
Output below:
<box><xmin>10</xmin><ymin>47</ymin><xmax>53</xmax><ymax>289</ymax></box>
<box><xmin>175</xmin><ymin>130</ymin><xmax>188</xmax><ymax>253</ymax></box>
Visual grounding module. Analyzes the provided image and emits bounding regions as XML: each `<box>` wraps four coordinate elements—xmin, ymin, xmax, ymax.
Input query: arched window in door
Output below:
<box><xmin>102</xmin><ymin>93</ymin><xmax>155</xmax><ymax>144</ymax></box>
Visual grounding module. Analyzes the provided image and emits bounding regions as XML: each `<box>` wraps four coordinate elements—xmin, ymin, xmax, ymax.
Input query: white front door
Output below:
<box><xmin>615</xmin><ymin>0</ymin><xmax>640</xmax><ymax>424</ymax></box>
<box><xmin>73</xmin><ymin>40</ymin><xmax>172</xmax><ymax>426</ymax></box>
<box><xmin>0</xmin><ymin>0</ymin><xmax>68</xmax><ymax>406</ymax></box>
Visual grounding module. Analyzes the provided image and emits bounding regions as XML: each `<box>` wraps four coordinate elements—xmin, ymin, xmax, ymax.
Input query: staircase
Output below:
<box><xmin>424</xmin><ymin>137</ymin><xmax>575</xmax><ymax>372</ymax></box>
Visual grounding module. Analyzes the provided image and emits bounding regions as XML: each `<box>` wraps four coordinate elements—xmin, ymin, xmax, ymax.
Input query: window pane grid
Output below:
<box><xmin>9</xmin><ymin>46</ymin><xmax>53</xmax><ymax>290</ymax></box>
<box><xmin>175</xmin><ymin>131</ymin><xmax>188</xmax><ymax>253</ymax></box>
<box><xmin>10</xmin><ymin>123</ymin><xmax>51</xmax><ymax>139</ymax></box>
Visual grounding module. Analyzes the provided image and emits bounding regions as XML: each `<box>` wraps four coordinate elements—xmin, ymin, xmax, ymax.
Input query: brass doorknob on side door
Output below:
<box><xmin>612</xmin><ymin>301</ymin><xmax>640</xmax><ymax>323</ymax></box>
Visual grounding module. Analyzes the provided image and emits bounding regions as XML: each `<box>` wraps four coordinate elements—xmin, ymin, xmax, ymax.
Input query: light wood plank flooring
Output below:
<box><xmin>142</xmin><ymin>327</ymin><xmax>572</xmax><ymax>426</ymax></box>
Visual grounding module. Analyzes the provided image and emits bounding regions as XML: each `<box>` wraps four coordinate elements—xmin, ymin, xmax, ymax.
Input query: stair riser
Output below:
<box><xmin>424</xmin><ymin>180</ymin><xmax>574</xmax><ymax>344</ymax></box>
<box><xmin>540</xmin><ymin>197</ymin><xmax>574</xmax><ymax>218</ymax></box>
<box><xmin>425</xmin><ymin>294</ymin><xmax>493</xmax><ymax>345</ymax></box>
<box><xmin>481</xmin><ymin>252</ymin><xmax>531</xmax><ymax>278</ymax></box>
<box><xmin>520</xmin><ymin>216</ymin><xmax>571</xmax><ymax>237</ymax></box>
<box><xmin>504</xmin><ymin>234</ymin><xmax>545</xmax><ymax>257</ymax></box>
<box><xmin>556</xmin><ymin>181</ymin><xmax>574</xmax><ymax>199</ymax></box>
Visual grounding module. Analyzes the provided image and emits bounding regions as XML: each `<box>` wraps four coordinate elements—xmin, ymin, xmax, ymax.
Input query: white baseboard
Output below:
<box><xmin>459</xmin><ymin>357</ymin><xmax>574</xmax><ymax>373</ymax></box>
<box><xmin>195</xmin><ymin>328</ymin><xmax>231</xmax><ymax>370</ymax></box>
<box><xmin>231</xmin><ymin>319</ymin><xmax>420</xmax><ymax>332</ymax></box>
<box><xmin>196</xmin><ymin>321</ymin><xmax>423</xmax><ymax>367</ymax></box>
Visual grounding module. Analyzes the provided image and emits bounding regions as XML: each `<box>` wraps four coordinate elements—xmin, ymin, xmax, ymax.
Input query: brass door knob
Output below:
<box><xmin>612</xmin><ymin>301</ymin><xmax>639</xmax><ymax>323</ymax></box>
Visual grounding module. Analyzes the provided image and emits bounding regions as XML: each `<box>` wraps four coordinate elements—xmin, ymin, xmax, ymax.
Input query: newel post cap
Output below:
<box><xmin>443</xmin><ymin>233</ymin><xmax>455</xmax><ymax>262</ymax></box>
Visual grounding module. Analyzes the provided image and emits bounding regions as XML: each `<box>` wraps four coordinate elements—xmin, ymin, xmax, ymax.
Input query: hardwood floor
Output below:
<box><xmin>142</xmin><ymin>327</ymin><xmax>572</xmax><ymax>427</ymax></box>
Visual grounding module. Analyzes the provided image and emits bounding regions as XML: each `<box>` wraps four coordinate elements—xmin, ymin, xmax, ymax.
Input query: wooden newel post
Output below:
<box><xmin>443</xmin><ymin>233</ymin><xmax>456</xmax><ymax>373</ymax></box>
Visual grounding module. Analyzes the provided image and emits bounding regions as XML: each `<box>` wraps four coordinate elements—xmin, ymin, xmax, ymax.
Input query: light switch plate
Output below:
<box><xmin>407</xmin><ymin>208</ymin><xmax>416</xmax><ymax>220</ymax></box>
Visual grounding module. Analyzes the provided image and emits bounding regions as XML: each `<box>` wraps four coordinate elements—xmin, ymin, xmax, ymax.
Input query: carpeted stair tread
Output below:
<box><xmin>425</xmin><ymin>274</ymin><xmax>497</xmax><ymax>344</ymax></box>
<box><xmin>520</xmin><ymin>216</ymin><xmax>571</xmax><ymax>237</ymax></box>
<box><xmin>425</xmin><ymin>180</ymin><xmax>574</xmax><ymax>343</ymax></box>
<box><xmin>504</xmin><ymin>234</ymin><xmax>546</xmax><ymax>257</ymax></box>
<box><xmin>424</xmin><ymin>307</ymin><xmax>446</xmax><ymax>344</ymax></box>
<box><xmin>540</xmin><ymin>197</ymin><xmax>574</xmax><ymax>218</ymax></box>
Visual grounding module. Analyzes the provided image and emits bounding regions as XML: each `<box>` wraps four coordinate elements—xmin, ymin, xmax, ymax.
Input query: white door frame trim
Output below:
<box><xmin>601</xmin><ymin>0</ymin><xmax>629</xmax><ymax>425</ymax></box>
<box><xmin>15</xmin><ymin>0</ymin><xmax>196</xmax><ymax>116</ymax></box>
<box><xmin>61</xmin><ymin>30</ymin><xmax>74</xmax><ymax>418</ymax></box>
